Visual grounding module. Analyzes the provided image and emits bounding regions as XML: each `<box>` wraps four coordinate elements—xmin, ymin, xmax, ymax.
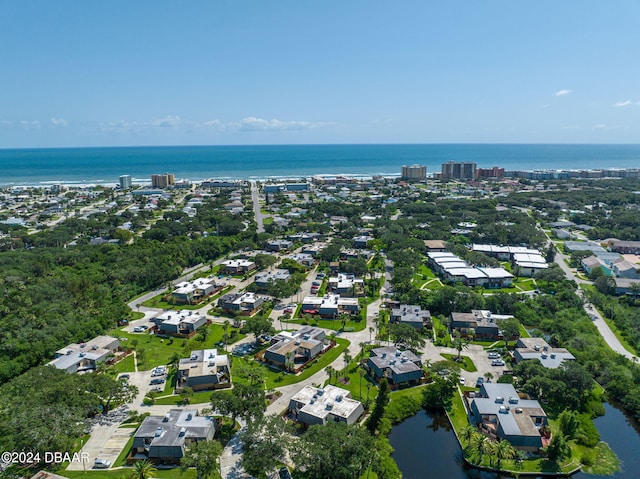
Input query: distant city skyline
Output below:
<box><xmin>2</xmin><ymin>1</ymin><xmax>640</xmax><ymax>148</ymax></box>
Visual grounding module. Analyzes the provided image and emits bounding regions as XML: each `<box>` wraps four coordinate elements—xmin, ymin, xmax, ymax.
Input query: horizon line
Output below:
<box><xmin>3</xmin><ymin>141</ymin><xmax>640</xmax><ymax>152</ymax></box>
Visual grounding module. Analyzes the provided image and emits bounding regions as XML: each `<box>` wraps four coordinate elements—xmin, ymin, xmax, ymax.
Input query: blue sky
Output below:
<box><xmin>1</xmin><ymin>1</ymin><xmax>639</xmax><ymax>147</ymax></box>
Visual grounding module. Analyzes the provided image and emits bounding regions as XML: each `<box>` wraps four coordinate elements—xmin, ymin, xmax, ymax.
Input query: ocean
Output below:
<box><xmin>1</xmin><ymin>144</ymin><xmax>640</xmax><ymax>186</ymax></box>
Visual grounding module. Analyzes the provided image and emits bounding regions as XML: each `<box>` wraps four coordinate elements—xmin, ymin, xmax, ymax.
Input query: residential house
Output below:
<box><xmin>614</xmin><ymin>278</ymin><xmax>640</xmax><ymax>296</ymax></box>
<box><xmin>611</xmin><ymin>258</ymin><xmax>640</xmax><ymax>279</ymax></box>
<box><xmin>390</xmin><ymin>305</ymin><xmax>431</xmax><ymax>330</ymax></box>
<box><xmin>301</xmin><ymin>294</ymin><xmax>360</xmax><ymax>318</ymax></box>
<box><xmin>327</xmin><ymin>273</ymin><xmax>365</xmax><ymax>297</ymax></box>
<box><xmin>132</xmin><ymin>409</ymin><xmax>215</xmax><ymax>463</ymax></box>
<box><xmin>340</xmin><ymin>248</ymin><xmax>375</xmax><ymax>261</ymax></box>
<box><xmin>288</xmin><ymin>385</ymin><xmax>364</xmax><ymax>426</ymax></box>
<box><xmin>301</xmin><ymin>243</ymin><xmax>326</xmax><ymax>257</ymax></box>
<box><xmin>450</xmin><ymin>310</ymin><xmax>509</xmax><ymax>340</ymax></box>
<box><xmin>288</xmin><ymin>252</ymin><xmax>315</xmax><ymax>267</ymax></box>
<box><xmin>514</xmin><ymin>338</ymin><xmax>575</xmax><ymax>369</ymax></box>
<box><xmin>177</xmin><ymin>349</ymin><xmax>230</xmax><ymax>392</ymax></box>
<box><xmin>222</xmin><ymin>259</ymin><xmax>256</xmax><ymax>275</ymax></box>
<box><xmin>603</xmin><ymin>238</ymin><xmax>640</xmax><ymax>254</ymax></box>
<box><xmin>353</xmin><ymin>235</ymin><xmax>374</xmax><ymax>248</ymax></box>
<box><xmin>253</xmin><ymin>269</ymin><xmax>291</xmax><ymax>290</ymax></box>
<box><xmin>266</xmin><ymin>239</ymin><xmax>293</xmax><ymax>252</ymax></box>
<box><xmin>171</xmin><ymin>277</ymin><xmax>223</xmax><ymax>304</ymax></box>
<box><xmin>217</xmin><ymin>292</ymin><xmax>265</xmax><ymax>316</ymax></box>
<box><xmin>581</xmin><ymin>255</ymin><xmax>612</xmax><ymax>276</ymax></box>
<box><xmin>48</xmin><ymin>335</ymin><xmax>120</xmax><ymax>374</ymax></box>
<box><xmin>469</xmin><ymin>383</ymin><xmax>548</xmax><ymax>451</ymax></box>
<box><xmin>367</xmin><ymin>346</ymin><xmax>423</xmax><ymax>385</ymax></box>
<box><xmin>423</xmin><ymin>239</ymin><xmax>447</xmax><ymax>252</ymax></box>
<box><xmin>264</xmin><ymin>326</ymin><xmax>327</xmax><ymax>370</ymax></box>
<box><xmin>152</xmin><ymin>311</ymin><xmax>208</xmax><ymax>337</ymax></box>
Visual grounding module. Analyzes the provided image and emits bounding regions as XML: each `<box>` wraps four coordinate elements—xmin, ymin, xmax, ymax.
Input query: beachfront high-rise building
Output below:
<box><xmin>119</xmin><ymin>175</ymin><xmax>132</xmax><ymax>189</ymax></box>
<box><xmin>151</xmin><ymin>173</ymin><xmax>175</xmax><ymax>188</ymax></box>
<box><xmin>476</xmin><ymin>166</ymin><xmax>505</xmax><ymax>179</ymax></box>
<box><xmin>441</xmin><ymin>161</ymin><xmax>477</xmax><ymax>180</ymax></box>
<box><xmin>401</xmin><ymin>164</ymin><xmax>427</xmax><ymax>181</ymax></box>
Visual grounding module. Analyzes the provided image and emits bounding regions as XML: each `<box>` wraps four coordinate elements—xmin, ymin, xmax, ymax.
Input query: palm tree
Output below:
<box><xmin>325</xmin><ymin>365</ymin><xmax>335</xmax><ymax>385</ymax></box>
<box><xmin>452</xmin><ymin>335</ymin><xmax>468</xmax><ymax>361</ymax></box>
<box><xmin>369</xmin><ymin>326</ymin><xmax>375</xmax><ymax>343</ymax></box>
<box><xmin>473</xmin><ymin>435</ymin><xmax>494</xmax><ymax>466</ymax></box>
<box><xmin>459</xmin><ymin>425</ymin><xmax>478</xmax><ymax>452</ymax></box>
<box><xmin>130</xmin><ymin>459</ymin><xmax>157</xmax><ymax>479</ymax></box>
<box><xmin>358</xmin><ymin>368</ymin><xmax>366</xmax><ymax>399</ymax></box>
<box><xmin>484</xmin><ymin>372</ymin><xmax>494</xmax><ymax>383</ymax></box>
<box><xmin>495</xmin><ymin>439</ymin><xmax>515</xmax><ymax>470</ymax></box>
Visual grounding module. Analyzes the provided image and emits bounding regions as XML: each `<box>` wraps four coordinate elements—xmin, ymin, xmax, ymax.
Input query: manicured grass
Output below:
<box><xmin>324</xmin><ymin>362</ymin><xmax>379</xmax><ymax>403</ymax></box>
<box><xmin>156</xmin><ymin>338</ymin><xmax>351</xmax><ymax>404</ymax></box>
<box><xmin>111</xmin><ymin>323</ymin><xmax>245</xmax><ymax>371</ymax></box>
<box><xmin>518</xmin><ymin>324</ymin><xmax>531</xmax><ymax>339</ymax></box>
<box><xmin>142</xmin><ymin>286</ymin><xmax>234</xmax><ymax>310</ymax></box>
<box><xmin>513</xmin><ymin>279</ymin><xmax>537</xmax><ymax>291</ymax></box>
<box><xmin>111</xmin><ymin>354</ymin><xmax>136</xmax><ymax>373</ymax></box>
<box><xmin>64</xmin><ymin>469</ymin><xmax>197</xmax><ymax>479</ymax></box>
<box><xmin>440</xmin><ymin>354</ymin><xmax>477</xmax><ymax>372</ymax></box>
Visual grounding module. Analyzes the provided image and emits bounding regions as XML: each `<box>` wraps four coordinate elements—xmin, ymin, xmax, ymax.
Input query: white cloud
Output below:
<box><xmin>20</xmin><ymin>120</ymin><xmax>41</xmax><ymax>130</ymax></box>
<box><xmin>614</xmin><ymin>100</ymin><xmax>632</xmax><ymax>107</ymax></box>
<box><xmin>50</xmin><ymin>117</ymin><xmax>68</xmax><ymax>127</ymax></box>
<box><xmin>554</xmin><ymin>89</ymin><xmax>572</xmax><ymax>96</ymax></box>
<box><xmin>151</xmin><ymin>115</ymin><xmax>183</xmax><ymax>128</ymax></box>
<box><xmin>237</xmin><ymin>116</ymin><xmax>314</xmax><ymax>131</ymax></box>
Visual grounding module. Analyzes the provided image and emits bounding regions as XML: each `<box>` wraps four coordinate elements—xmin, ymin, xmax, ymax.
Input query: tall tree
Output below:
<box><xmin>366</xmin><ymin>378</ymin><xmax>390</xmax><ymax>434</ymax></box>
<box><xmin>241</xmin><ymin>416</ymin><xmax>295</xmax><ymax>476</ymax></box>
<box><xmin>180</xmin><ymin>440</ymin><xmax>223</xmax><ymax>479</ymax></box>
<box><xmin>292</xmin><ymin>422</ymin><xmax>375</xmax><ymax>479</ymax></box>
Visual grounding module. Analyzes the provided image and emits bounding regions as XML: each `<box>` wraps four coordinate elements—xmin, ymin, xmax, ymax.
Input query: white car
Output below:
<box><xmin>93</xmin><ymin>459</ymin><xmax>111</xmax><ymax>469</ymax></box>
<box><xmin>491</xmin><ymin>359</ymin><xmax>506</xmax><ymax>366</ymax></box>
<box><xmin>487</xmin><ymin>352</ymin><xmax>500</xmax><ymax>359</ymax></box>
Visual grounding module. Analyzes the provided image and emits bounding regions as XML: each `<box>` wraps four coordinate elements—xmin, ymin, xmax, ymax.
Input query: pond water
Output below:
<box><xmin>389</xmin><ymin>403</ymin><xmax>640</xmax><ymax>479</ymax></box>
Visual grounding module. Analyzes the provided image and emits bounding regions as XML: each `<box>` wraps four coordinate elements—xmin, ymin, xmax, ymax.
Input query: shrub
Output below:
<box><xmin>576</xmin><ymin>414</ymin><xmax>600</xmax><ymax>447</ymax></box>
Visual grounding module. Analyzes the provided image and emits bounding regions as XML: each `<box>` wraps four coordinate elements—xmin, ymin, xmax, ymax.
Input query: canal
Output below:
<box><xmin>389</xmin><ymin>403</ymin><xmax>640</xmax><ymax>478</ymax></box>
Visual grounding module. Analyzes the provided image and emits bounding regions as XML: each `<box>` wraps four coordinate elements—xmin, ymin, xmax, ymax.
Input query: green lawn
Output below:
<box><xmin>111</xmin><ymin>323</ymin><xmax>246</xmax><ymax>371</ymax></box>
<box><xmin>141</xmin><ymin>286</ymin><xmax>234</xmax><ymax>310</ymax></box>
<box><xmin>440</xmin><ymin>354</ymin><xmax>477</xmax><ymax>372</ymax></box>
<box><xmin>324</xmin><ymin>362</ymin><xmax>379</xmax><ymax>404</ymax></box>
<box><xmin>155</xmin><ymin>338</ymin><xmax>351</xmax><ymax>404</ymax></box>
<box><xmin>111</xmin><ymin>354</ymin><xmax>136</xmax><ymax>373</ymax></box>
<box><xmin>64</xmin><ymin>469</ymin><xmax>196</xmax><ymax>479</ymax></box>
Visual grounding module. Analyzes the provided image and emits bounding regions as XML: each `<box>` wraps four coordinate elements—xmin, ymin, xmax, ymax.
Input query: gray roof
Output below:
<box><xmin>369</xmin><ymin>347</ymin><xmax>421</xmax><ymax>375</ymax></box>
<box><xmin>472</xmin><ymin>384</ymin><xmax>545</xmax><ymax>438</ymax></box>
<box><xmin>135</xmin><ymin>409</ymin><xmax>214</xmax><ymax>447</ymax></box>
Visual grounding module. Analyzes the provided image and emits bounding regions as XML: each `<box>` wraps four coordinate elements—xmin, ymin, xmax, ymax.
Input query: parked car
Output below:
<box><xmin>93</xmin><ymin>459</ymin><xmax>111</xmax><ymax>469</ymax></box>
<box><xmin>150</xmin><ymin>378</ymin><xmax>165</xmax><ymax>385</ymax></box>
<box><xmin>459</xmin><ymin>377</ymin><xmax>466</xmax><ymax>385</ymax></box>
<box><xmin>487</xmin><ymin>352</ymin><xmax>500</xmax><ymax>359</ymax></box>
<box><xmin>491</xmin><ymin>359</ymin><xmax>506</xmax><ymax>366</ymax></box>
<box><xmin>283</xmin><ymin>308</ymin><xmax>293</xmax><ymax>314</ymax></box>
<box><xmin>278</xmin><ymin>467</ymin><xmax>292</xmax><ymax>479</ymax></box>
<box><xmin>118</xmin><ymin>374</ymin><xmax>130</xmax><ymax>381</ymax></box>
<box><xmin>133</xmin><ymin>326</ymin><xmax>143</xmax><ymax>332</ymax></box>
<box><xmin>476</xmin><ymin>377</ymin><xmax>484</xmax><ymax>387</ymax></box>
<box><xmin>312</xmin><ymin>281</ymin><xmax>321</xmax><ymax>286</ymax></box>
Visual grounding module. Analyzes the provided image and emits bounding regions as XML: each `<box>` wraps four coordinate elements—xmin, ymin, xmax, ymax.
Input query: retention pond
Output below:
<box><xmin>389</xmin><ymin>403</ymin><xmax>640</xmax><ymax>478</ymax></box>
